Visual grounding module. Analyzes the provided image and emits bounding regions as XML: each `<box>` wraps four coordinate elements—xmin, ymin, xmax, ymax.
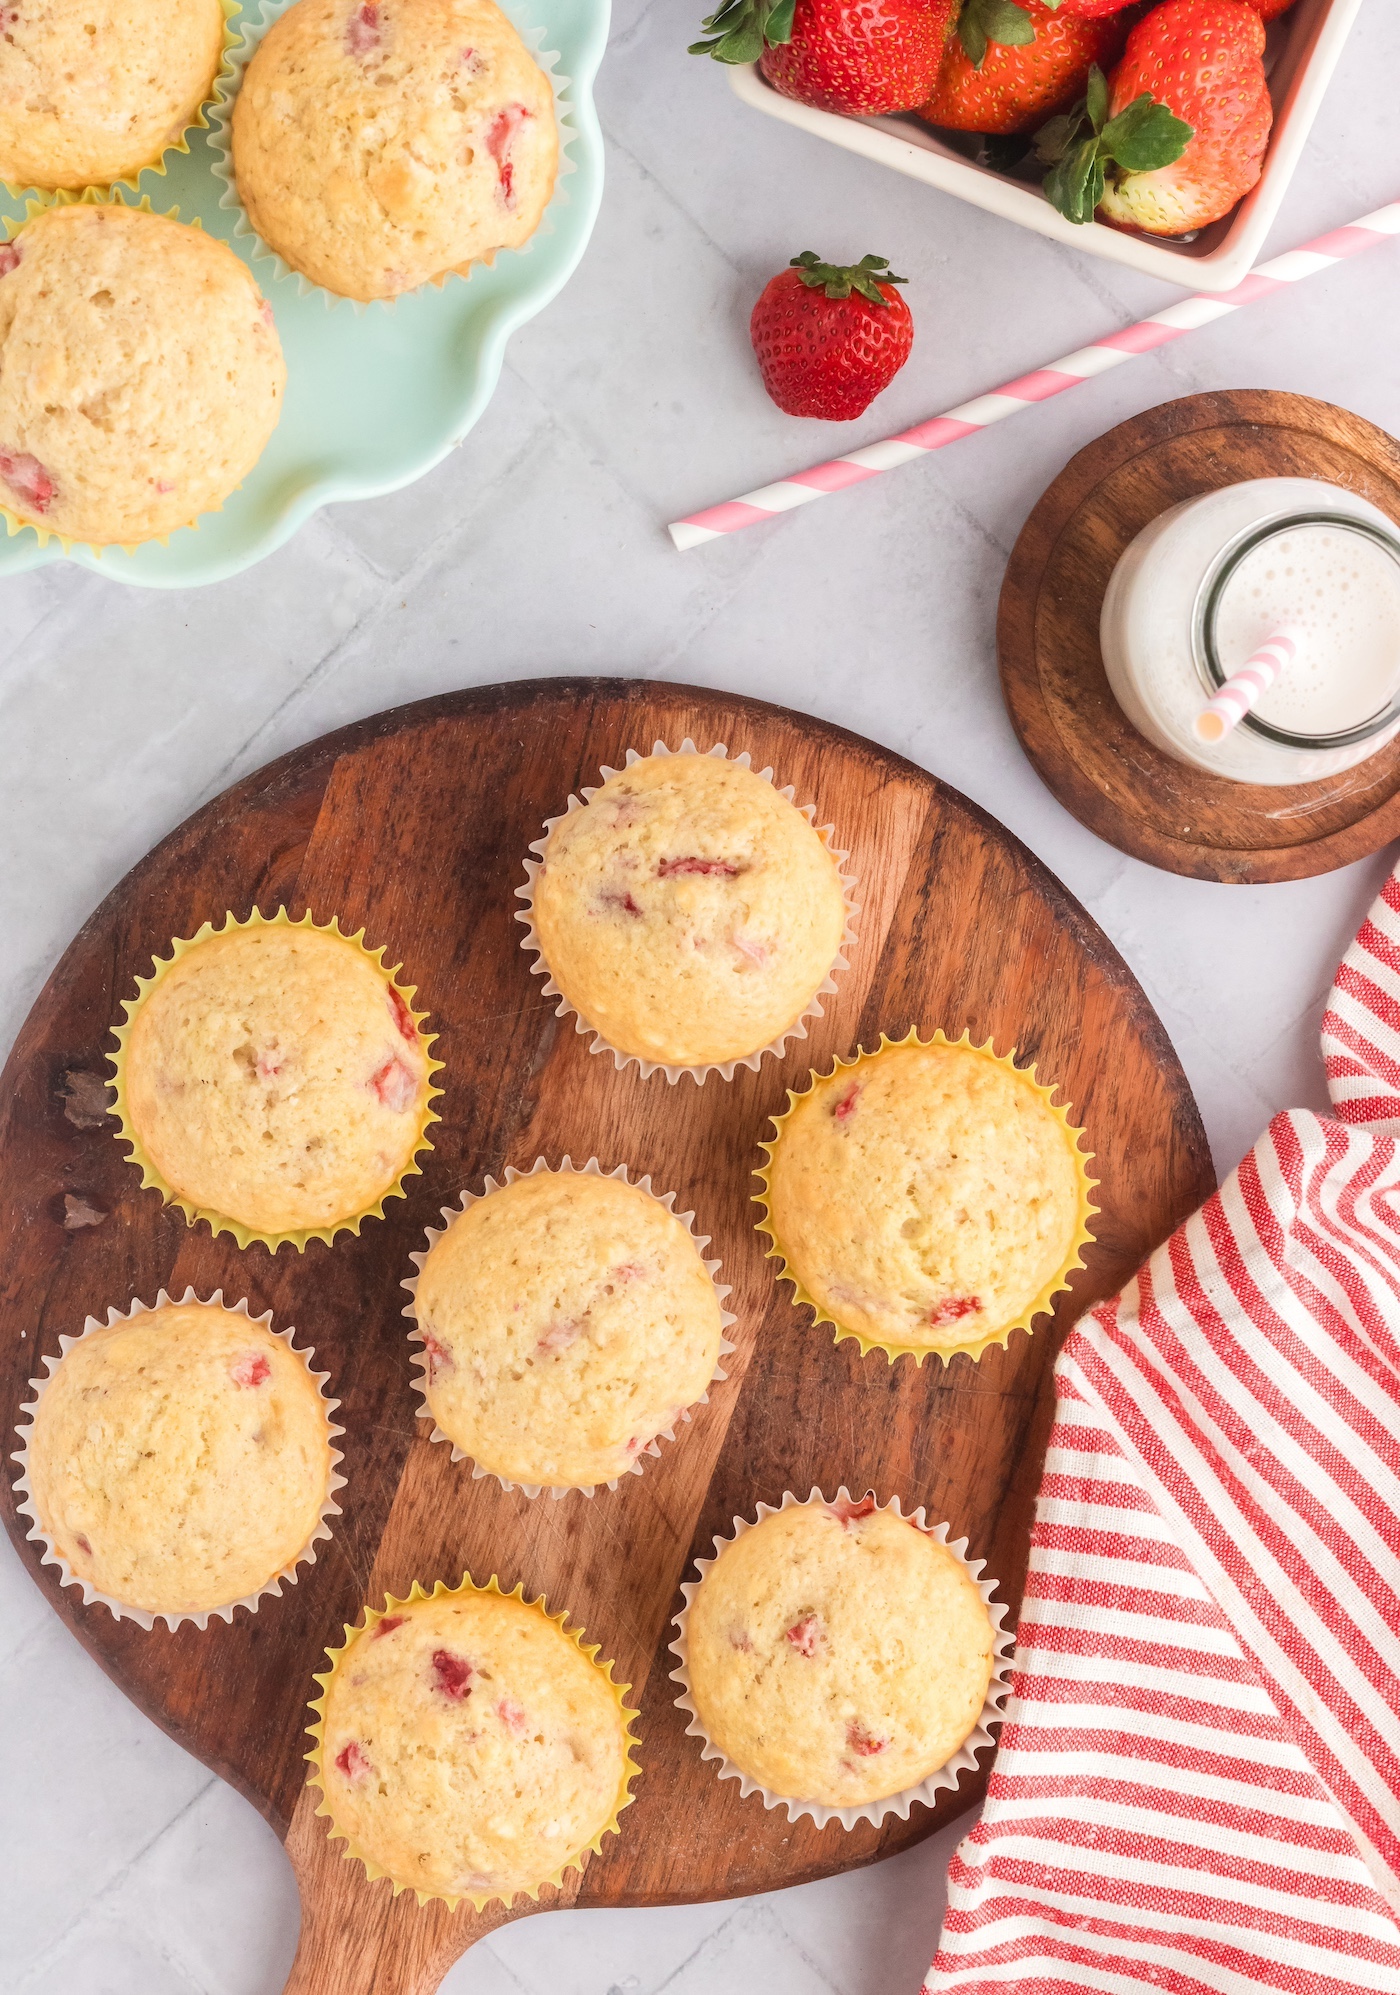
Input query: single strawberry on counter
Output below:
<box><xmin>920</xmin><ymin>0</ymin><xmax>1129</xmax><ymax>136</ymax></box>
<box><xmin>1038</xmin><ymin>0</ymin><xmax>1270</xmax><ymax>235</ymax></box>
<box><xmin>750</xmin><ymin>252</ymin><xmax>913</xmax><ymax>420</ymax></box>
<box><xmin>690</xmin><ymin>0</ymin><xmax>957</xmax><ymax>116</ymax></box>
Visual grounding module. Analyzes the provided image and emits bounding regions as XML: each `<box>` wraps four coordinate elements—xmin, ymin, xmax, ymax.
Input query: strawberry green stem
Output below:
<box><xmin>1036</xmin><ymin>66</ymin><xmax>1194</xmax><ymax>225</ymax></box>
<box><xmin>689</xmin><ymin>0</ymin><xmax>794</xmax><ymax>63</ymax></box>
<box><xmin>956</xmin><ymin>0</ymin><xmax>1035</xmax><ymax>71</ymax></box>
<box><xmin>790</xmin><ymin>252</ymin><xmax>908</xmax><ymax>305</ymax></box>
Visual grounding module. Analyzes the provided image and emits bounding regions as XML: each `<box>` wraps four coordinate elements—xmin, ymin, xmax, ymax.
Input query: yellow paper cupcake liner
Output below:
<box><xmin>108</xmin><ymin>906</ymin><xmax>443</xmax><ymax>1253</ymax></box>
<box><xmin>0</xmin><ymin>186</ymin><xmax>275</xmax><ymax>557</ymax></box>
<box><xmin>753</xmin><ymin>1028</ymin><xmax>1098</xmax><ymax>1367</ymax></box>
<box><xmin>1</xmin><ymin>0</ymin><xmax>242</xmax><ymax>203</ymax></box>
<box><xmin>305</xmin><ymin>1572</ymin><xmax>642</xmax><ymax>1911</ymax></box>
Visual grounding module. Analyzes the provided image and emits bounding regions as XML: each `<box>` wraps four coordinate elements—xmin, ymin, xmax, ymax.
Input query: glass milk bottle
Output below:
<box><xmin>1099</xmin><ymin>478</ymin><xmax>1400</xmax><ymax>786</ymax></box>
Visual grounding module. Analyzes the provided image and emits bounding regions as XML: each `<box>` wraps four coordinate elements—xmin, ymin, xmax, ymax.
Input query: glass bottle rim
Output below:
<box><xmin>1192</xmin><ymin>510</ymin><xmax>1400</xmax><ymax>750</ymax></box>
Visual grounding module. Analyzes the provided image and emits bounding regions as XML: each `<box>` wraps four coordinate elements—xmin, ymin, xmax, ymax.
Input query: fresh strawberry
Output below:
<box><xmin>921</xmin><ymin>1</ymin><xmax>1128</xmax><ymax>135</ymax></box>
<box><xmin>690</xmin><ymin>0</ymin><xmax>957</xmax><ymax>116</ymax></box>
<box><xmin>750</xmin><ymin>253</ymin><xmax>913</xmax><ymax>420</ymax></box>
<box><xmin>1041</xmin><ymin>0</ymin><xmax>1270</xmax><ymax>235</ymax></box>
<box><xmin>1049</xmin><ymin>0</ymin><xmax>1292</xmax><ymax>18</ymax></box>
<box><xmin>1044</xmin><ymin>0</ymin><xmax>1138</xmax><ymax>16</ymax></box>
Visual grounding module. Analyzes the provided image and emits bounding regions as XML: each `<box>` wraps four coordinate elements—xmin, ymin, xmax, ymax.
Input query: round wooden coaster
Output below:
<box><xmin>998</xmin><ymin>389</ymin><xmax>1400</xmax><ymax>883</ymax></box>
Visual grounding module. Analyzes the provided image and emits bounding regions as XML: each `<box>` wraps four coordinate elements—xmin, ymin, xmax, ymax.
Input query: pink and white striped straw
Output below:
<box><xmin>668</xmin><ymin>202</ymin><xmax>1400</xmax><ymax>552</ymax></box>
<box><xmin>1193</xmin><ymin>627</ymin><xmax>1302</xmax><ymax>743</ymax></box>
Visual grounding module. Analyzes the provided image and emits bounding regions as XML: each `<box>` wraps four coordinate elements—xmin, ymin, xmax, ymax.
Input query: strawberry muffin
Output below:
<box><xmin>0</xmin><ymin>204</ymin><xmax>283</xmax><ymax>546</ymax></box>
<box><xmin>24</xmin><ymin>1300</ymin><xmax>335</xmax><ymax>1620</ymax></box>
<box><xmin>760</xmin><ymin>1035</ymin><xmax>1092</xmax><ymax>1359</ymax></box>
<box><xmin>0</xmin><ymin>0</ymin><xmax>225</xmax><ymax>191</ymax></box>
<box><xmin>231</xmin><ymin>0</ymin><xmax>559</xmax><ymax>302</ymax></box>
<box><xmin>529</xmin><ymin>752</ymin><xmax>849</xmax><ymax>1071</ymax></box>
<box><xmin>316</xmin><ymin>1584</ymin><xmax>634</xmax><ymax>1902</ymax></box>
<box><xmin>682</xmin><ymin>1497</ymin><xmax>995</xmax><ymax>1808</ymax></box>
<box><xmin>115</xmin><ymin>915</ymin><xmax>435</xmax><ymax>1244</ymax></box>
<box><xmin>410</xmin><ymin>1167</ymin><xmax>725</xmax><ymax>1491</ymax></box>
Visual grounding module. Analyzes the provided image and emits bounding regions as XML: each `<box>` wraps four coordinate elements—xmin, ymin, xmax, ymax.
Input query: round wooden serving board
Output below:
<box><xmin>998</xmin><ymin>390</ymin><xmax>1400</xmax><ymax>883</ymax></box>
<box><xmin>0</xmin><ymin>680</ymin><xmax>1214</xmax><ymax>1994</ymax></box>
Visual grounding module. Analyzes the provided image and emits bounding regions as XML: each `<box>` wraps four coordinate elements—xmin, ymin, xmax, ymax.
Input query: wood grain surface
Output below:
<box><xmin>0</xmin><ymin>680</ymin><xmax>1215</xmax><ymax>1993</ymax></box>
<box><xmin>998</xmin><ymin>390</ymin><xmax>1400</xmax><ymax>883</ymax></box>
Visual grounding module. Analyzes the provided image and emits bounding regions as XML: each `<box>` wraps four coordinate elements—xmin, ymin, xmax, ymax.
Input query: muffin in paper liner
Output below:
<box><xmin>515</xmin><ymin>739</ymin><xmax>861</xmax><ymax>1086</ymax></box>
<box><xmin>754</xmin><ymin>1028</ymin><xmax>1098</xmax><ymax>1367</ymax></box>
<box><xmin>402</xmin><ymin>1155</ymin><xmax>737</xmax><ymax>1497</ymax></box>
<box><xmin>0</xmin><ymin>190</ymin><xmax>282</xmax><ymax>558</ymax></box>
<box><xmin>107</xmin><ymin>906</ymin><xmax>443</xmax><ymax>1253</ymax></box>
<box><xmin>207</xmin><ymin>0</ymin><xmax>577</xmax><ymax>312</ymax></box>
<box><xmin>0</xmin><ymin>0</ymin><xmax>241</xmax><ymax>203</ymax></box>
<box><xmin>305</xmin><ymin>1572</ymin><xmax>641</xmax><ymax>1910</ymax></box>
<box><xmin>668</xmin><ymin>1487</ymin><xmax>1013</xmax><ymax>1832</ymax></box>
<box><xmin>10</xmin><ymin>1286</ymin><xmax>345</xmax><ymax>1633</ymax></box>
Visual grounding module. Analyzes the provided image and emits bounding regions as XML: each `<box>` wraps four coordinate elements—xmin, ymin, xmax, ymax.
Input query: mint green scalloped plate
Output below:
<box><xmin>0</xmin><ymin>0</ymin><xmax>607</xmax><ymax>589</ymax></box>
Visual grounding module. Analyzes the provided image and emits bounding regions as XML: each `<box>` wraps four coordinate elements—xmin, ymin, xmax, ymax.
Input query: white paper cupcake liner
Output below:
<box><xmin>668</xmin><ymin>1486</ymin><xmax>1013</xmax><ymax>1831</ymax></box>
<box><xmin>402</xmin><ymin>1155</ymin><xmax>737</xmax><ymax>1497</ymax></box>
<box><xmin>515</xmin><ymin>740</ymin><xmax>862</xmax><ymax>1086</ymax></box>
<box><xmin>11</xmin><ymin>1287</ymin><xmax>346</xmax><ymax>1633</ymax></box>
<box><xmin>207</xmin><ymin>0</ymin><xmax>577</xmax><ymax>312</ymax></box>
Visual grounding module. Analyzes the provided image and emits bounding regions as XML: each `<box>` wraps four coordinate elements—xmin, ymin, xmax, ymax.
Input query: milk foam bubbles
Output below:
<box><xmin>1217</xmin><ymin>525</ymin><xmax>1400</xmax><ymax>734</ymax></box>
<box><xmin>1100</xmin><ymin>478</ymin><xmax>1400</xmax><ymax>786</ymax></box>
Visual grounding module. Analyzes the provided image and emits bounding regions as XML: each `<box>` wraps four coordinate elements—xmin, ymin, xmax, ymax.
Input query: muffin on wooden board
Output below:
<box><xmin>111</xmin><ymin>911</ymin><xmax>438</xmax><ymax>1248</ymax></box>
<box><xmin>409</xmin><ymin>1165</ymin><xmax>727</xmax><ymax>1491</ymax></box>
<box><xmin>311</xmin><ymin>1580</ymin><xmax>638</xmax><ymax>1905</ymax></box>
<box><xmin>231</xmin><ymin>0</ymin><xmax>558</xmax><ymax>301</ymax></box>
<box><xmin>758</xmin><ymin>1032</ymin><xmax>1095</xmax><ymax>1361</ymax></box>
<box><xmin>0</xmin><ymin>0</ymin><xmax>226</xmax><ymax>191</ymax></box>
<box><xmin>0</xmin><ymin>203</ymin><xmax>283</xmax><ymax>545</ymax></box>
<box><xmin>527</xmin><ymin>750</ymin><xmax>850</xmax><ymax>1072</ymax></box>
<box><xmin>681</xmin><ymin>1497</ymin><xmax>996</xmax><ymax>1809</ymax></box>
<box><xmin>21</xmin><ymin>1299</ymin><xmax>338</xmax><ymax>1622</ymax></box>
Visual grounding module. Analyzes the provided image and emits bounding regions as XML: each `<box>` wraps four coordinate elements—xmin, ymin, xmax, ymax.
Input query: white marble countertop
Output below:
<box><xmin>3</xmin><ymin>3</ymin><xmax>1399</xmax><ymax>1990</ymax></box>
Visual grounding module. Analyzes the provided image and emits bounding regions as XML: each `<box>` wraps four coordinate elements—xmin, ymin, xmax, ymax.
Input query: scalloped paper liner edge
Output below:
<box><xmin>668</xmin><ymin>1486</ymin><xmax>1014</xmax><ymax>1831</ymax></box>
<box><xmin>206</xmin><ymin>0</ymin><xmax>578</xmax><ymax>312</ymax></box>
<box><xmin>305</xmin><ymin>1571</ymin><xmax>641</xmax><ymax>1909</ymax></box>
<box><xmin>10</xmin><ymin>1286</ymin><xmax>345</xmax><ymax>1632</ymax></box>
<box><xmin>753</xmin><ymin>1027</ymin><xmax>1099</xmax><ymax>1366</ymax></box>
<box><xmin>402</xmin><ymin>1154</ymin><xmax>737</xmax><ymax>1496</ymax></box>
<box><xmin>1</xmin><ymin>0</ymin><xmax>242</xmax><ymax>204</ymax></box>
<box><xmin>514</xmin><ymin>739</ymin><xmax>862</xmax><ymax>1086</ymax></box>
<box><xmin>106</xmin><ymin>905</ymin><xmax>444</xmax><ymax>1253</ymax></box>
<box><xmin>0</xmin><ymin>186</ymin><xmax>278</xmax><ymax>557</ymax></box>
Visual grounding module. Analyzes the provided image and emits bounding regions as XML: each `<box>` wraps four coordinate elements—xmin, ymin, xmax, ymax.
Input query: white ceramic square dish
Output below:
<box><xmin>729</xmin><ymin>0</ymin><xmax>1362</xmax><ymax>291</ymax></box>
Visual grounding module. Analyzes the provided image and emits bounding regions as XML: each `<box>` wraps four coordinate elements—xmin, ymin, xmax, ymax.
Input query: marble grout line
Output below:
<box><xmin>184</xmin><ymin>535</ymin><xmax>418</xmax><ymax>802</ymax></box>
<box><xmin>603</xmin><ymin>0</ymin><xmax>668</xmax><ymax>61</ymax></box>
<box><xmin>596</xmin><ymin>120</ymin><xmax>745</xmax><ymax>287</ymax></box>
<box><xmin>475</xmin><ymin>1930</ymin><xmax>541</xmax><ymax>1995</ymax></box>
<box><xmin>761</xmin><ymin>1899</ymin><xmax>854</xmax><ymax>1995</ymax></box>
<box><xmin>12</xmin><ymin>1775</ymin><xmax>221</xmax><ymax>1993</ymax></box>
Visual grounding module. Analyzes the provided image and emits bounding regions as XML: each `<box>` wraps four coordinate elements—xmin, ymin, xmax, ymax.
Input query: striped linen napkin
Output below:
<box><xmin>923</xmin><ymin>862</ymin><xmax>1400</xmax><ymax>1994</ymax></box>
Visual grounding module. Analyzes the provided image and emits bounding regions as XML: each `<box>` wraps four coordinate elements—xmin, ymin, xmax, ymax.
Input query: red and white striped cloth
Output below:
<box><xmin>924</xmin><ymin>863</ymin><xmax>1400</xmax><ymax>1995</ymax></box>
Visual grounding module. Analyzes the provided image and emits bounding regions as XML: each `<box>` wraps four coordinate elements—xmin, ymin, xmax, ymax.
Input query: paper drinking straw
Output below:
<box><xmin>1194</xmin><ymin>629</ymin><xmax>1302</xmax><ymax>743</ymax></box>
<box><xmin>668</xmin><ymin>203</ymin><xmax>1400</xmax><ymax>552</ymax></box>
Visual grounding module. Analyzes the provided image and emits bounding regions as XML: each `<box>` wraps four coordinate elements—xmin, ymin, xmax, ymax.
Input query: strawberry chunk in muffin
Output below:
<box><xmin>530</xmin><ymin>750</ymin><xmax>848</xmax><ymax>1071</ymax></box>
